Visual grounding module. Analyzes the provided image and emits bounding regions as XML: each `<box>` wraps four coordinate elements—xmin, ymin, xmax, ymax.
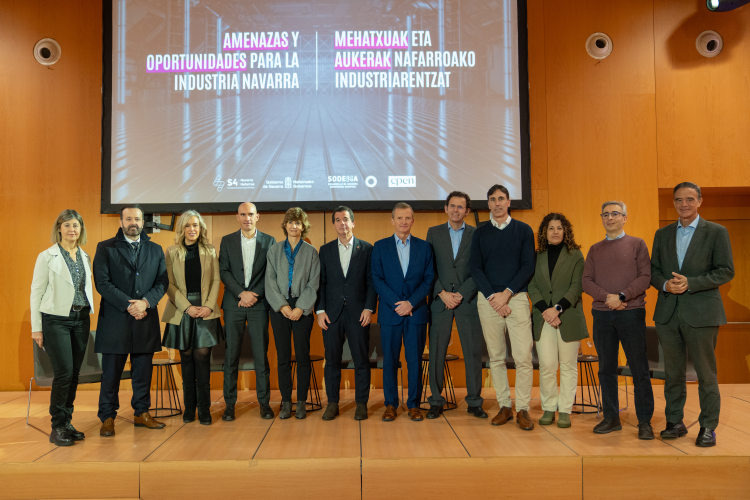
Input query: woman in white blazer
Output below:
<box><xmin>30</xmin><ymin>210</ymin><xmax>95</xmax><ymax>447</ymax></box>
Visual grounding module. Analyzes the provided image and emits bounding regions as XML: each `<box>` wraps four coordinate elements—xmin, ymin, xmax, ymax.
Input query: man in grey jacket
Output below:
<box><xmin>425</xmin><ymin>191</ymin><xmax>486</xmax><ymax>419</ymax></box>
<box><xmin>651</xmin><ymin>182</ymin><xmax>735</xmax><ymax>447</ymax></box>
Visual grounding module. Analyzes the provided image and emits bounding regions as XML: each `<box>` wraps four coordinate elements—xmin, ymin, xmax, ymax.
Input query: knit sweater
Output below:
<box><xmin>582</xmin><ymin>234</ymin><xmax>651</xmax><ymax>311</ymax></box>
<box><xmin>469</xmin><ymin>218</ymin><xmax>535</xmax><ymax>298</ymax></box>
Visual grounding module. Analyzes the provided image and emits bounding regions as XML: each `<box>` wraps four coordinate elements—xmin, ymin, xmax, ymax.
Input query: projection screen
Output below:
<box><xmin>102</xmin><ymin>0</ymin><xmax>531</xmax><ymax>213</ymax></box>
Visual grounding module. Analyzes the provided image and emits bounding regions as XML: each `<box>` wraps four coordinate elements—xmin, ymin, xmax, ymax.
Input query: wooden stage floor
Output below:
<box><xmin>2</xmin><ymin>383</ymin><xmax>749</xmax><ymax>499</ymax></box>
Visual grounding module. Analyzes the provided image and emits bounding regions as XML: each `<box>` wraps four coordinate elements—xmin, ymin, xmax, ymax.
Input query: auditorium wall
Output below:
<box><xmin>1</xmin><ymin>0</ymin><xmax>748</xmax><ymax>392</ymax></box>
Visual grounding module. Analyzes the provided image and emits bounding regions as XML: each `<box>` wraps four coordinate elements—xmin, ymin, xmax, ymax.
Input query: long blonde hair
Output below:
<box><xmin>174</xmin><ymin>210</ymin><xmax>209</xmax><ymax>252</ymax></box>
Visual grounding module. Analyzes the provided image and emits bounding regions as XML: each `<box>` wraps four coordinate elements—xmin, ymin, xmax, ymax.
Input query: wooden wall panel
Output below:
<box><xmin>0</xmin><ymin>0</ymin><xmax>103</xmax><ymax>391</ymax></box>
<box><xmin>543</xmin><ymin>0</ymin><xmax>660</xmax><ymax>353</ymax></box>
<box><xmin>654</xmin><ymin>0</ymin><xmax>750</xmax><ymax>188</ymax></box>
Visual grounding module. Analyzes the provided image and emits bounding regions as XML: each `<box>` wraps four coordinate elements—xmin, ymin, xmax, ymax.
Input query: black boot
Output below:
<box><xmin>49</xmin><ymin>427</ymin><xmax>74</xmax><ymax>447</ymax></box>
<box><xmin>182</xmin><ymin>380</ymin><xmax>197</xmax><ymax>423</ymax></box>
<box><xmin>64</xmin><ymin>422</ymin><xmax>85</xmax><ymax>441</ymax></box>
<box><xmin>198</xmin><ymin>406</ymin><xmax>212</xmax><ymax>425</ymax></box>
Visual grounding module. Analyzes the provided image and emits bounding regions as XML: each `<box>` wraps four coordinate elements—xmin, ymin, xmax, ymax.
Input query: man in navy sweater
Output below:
<box><xmin>470</xmin><ymin>185</ymin><xmax>536</xmax><ymax>430</ymax></box>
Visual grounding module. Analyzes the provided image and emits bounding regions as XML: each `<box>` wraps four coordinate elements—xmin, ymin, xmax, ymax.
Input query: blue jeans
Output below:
<box><xmin>592</xmin><ymin>308</ymin><xmax>654</xmax><ymax>423</ymax></box>
<box><xmin>381</xmin><ymin>319</ymin><xmax>427</xmax><ymax>409</ymax></box>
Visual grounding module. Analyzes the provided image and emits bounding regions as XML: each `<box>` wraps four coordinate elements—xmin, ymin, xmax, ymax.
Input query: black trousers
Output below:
<box><xmin>323</xmin><ymin>306</ymin><xmax>371</xmax><ymax>404</ymax></box>
<box><xmin>98</xmin><ymin>352</ymin><xmax>154</xmax><ymax>422</ymax></box>
<box><xmin>592</xmin><ymin>308</ymin><xmax>654</xmax><ymax>423</ymax></box>
<box><xmin>428</xmin><ymin>311</ymin><xmax>484</xmax><ymax>408</ymax></box>
<box><xmin>270</xmin><ymin>298</ymin><xmax>314</xmax><ymax>402</ymax></box>
<box><xmin>42</xmin><ymin>309</ymin><xmax>90</xmax><ymax>428</ymax></box>
<box><xmin>223</xmin><ymin>307</ymin><xmax>271</xmax><ymax>405</ymax></box>
<box><xmin>657</xmin><ymin>308</ymin><xmax>721</xmax><ymax>429</ymax></box>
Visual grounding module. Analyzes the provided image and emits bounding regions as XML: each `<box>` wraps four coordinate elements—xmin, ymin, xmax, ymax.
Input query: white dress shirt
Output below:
<box><xmin>241</xmin><ymin>230</ymin><xmax>257</xmax><ymax>289</ymax></box>
<box><xmin>338</xmin><ymin>235</ymin><xmax>354</xmax><ymax>278</ymax></box>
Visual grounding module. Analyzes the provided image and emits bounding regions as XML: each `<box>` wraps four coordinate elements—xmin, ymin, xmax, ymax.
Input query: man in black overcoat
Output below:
<box><xmin>94</xmin><ymin>205</ymin><xmax>168</xmax><ymax>436</ymax></box>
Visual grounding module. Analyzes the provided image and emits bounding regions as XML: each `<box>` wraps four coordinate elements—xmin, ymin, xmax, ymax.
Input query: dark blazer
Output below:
<box><xmin>527</xmin><ymin>247</ymin><xmax>588</xmax><ymax>342</ymax></box>
<box><xmin>651</xmin><ymin>217</ymin><xmax>735</xmax><ymax>328</ymax></box>
<box><xmin>93</xmin><ymin>228</ymin><xmax>168</xmax><ymax>354</ymax></box>
<box><xmin>315</xmin><ymin>236</ymin><xmax>378</xmax><ymax>323</ymax></box>
<box><xmin>371</xmin><ymin>235</ymin><xmax>434</xmax><ymax>326</ymax></box>
<box><xmin>426</xmin><ymin>222</ymin><xmax>478</xmax><ymax>316</ymax></box>
<box><xmin>219</xmin><ymin>230</ymin><xmax>276</xmax><ymax>311</ymax></box>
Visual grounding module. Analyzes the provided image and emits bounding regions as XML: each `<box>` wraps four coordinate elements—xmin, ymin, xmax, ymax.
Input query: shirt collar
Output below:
<box><xmin>605</xmin><ymin>231</ymin><xmax>626</xmax><ymax>241</ymax></box>
<box><xmin>394</xmin><ymin>233</ymin><xmax>411</xmax><ymax>246</ymax></box>
<box><xmin>490</xmin><ymin>214</ymin><xmax>512</xmax><ymax>229</ymax></box>
<box><xmin>338</xmin><ymin>235</ymin><xmax>354</xmax><ymax>249</ymax></box>
<box><xmin>448</xmin><ymin>221</ymin><xmax>466</xmax><ymax>232</ymax></box>
<box><xmin>677</xmin><ymin>215</ymin><xmax>700</xmax><ymax>230</ymax></box>
<box><xmin>124</xmin><ymin>235</ymin><xmax>141</xmax><ymax>244</ymax></box>
<box><xmin>241</xmin><ymin>230</ymin><xmax>258</xmax><ymax>242</ymax></box>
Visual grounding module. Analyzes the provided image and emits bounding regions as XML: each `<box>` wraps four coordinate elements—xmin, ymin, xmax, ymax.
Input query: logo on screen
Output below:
<box><xmin>284</xmin><ymin>177</ymin><xmax>292</xmax><ymax>188</ymax></box>
<box><xmin>213</xmin><ymin>175</ymin><xmax>225</xmax><ymax>192</ymax></box>
<box><xmin>388</xmin><ymin>176</ymin><xmax>416</xmax><ymax>187</ymax></box>
<box><xmin>365</xmin><ymin>176</ymin><xmax>377</xmax><ymax>187</ymax></box>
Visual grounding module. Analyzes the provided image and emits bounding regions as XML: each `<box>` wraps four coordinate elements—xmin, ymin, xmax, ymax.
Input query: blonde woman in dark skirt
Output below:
<box><xmin>162</xmin><ymin>211</ymin><xmax>224</xmax><ymax>425</ymax></box>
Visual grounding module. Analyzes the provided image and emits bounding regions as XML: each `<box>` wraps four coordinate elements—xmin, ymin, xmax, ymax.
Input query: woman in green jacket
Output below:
<box><xmin>528</xmin><ymin>213</ymin><xmax>589</xmax><ymax>428</ymax></box>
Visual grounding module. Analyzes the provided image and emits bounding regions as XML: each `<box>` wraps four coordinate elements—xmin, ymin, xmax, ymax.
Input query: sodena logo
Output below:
<box><xmin>388</xmin><ymin>176</ymin><xmax>416</xmax><ymax>187</ymax></box>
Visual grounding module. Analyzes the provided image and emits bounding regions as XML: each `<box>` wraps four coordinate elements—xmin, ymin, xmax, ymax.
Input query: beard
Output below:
<box><xmin>125</xmin><ymin>225</ymin><xmax>141</xmax><ymax>235</ymax></box>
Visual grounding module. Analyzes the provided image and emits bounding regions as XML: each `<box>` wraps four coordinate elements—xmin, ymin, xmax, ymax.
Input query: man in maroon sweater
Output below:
<box><xmin>582</xmin><ymin>201</ymin><xmax>655</xmax><ymax>440</ymax></box>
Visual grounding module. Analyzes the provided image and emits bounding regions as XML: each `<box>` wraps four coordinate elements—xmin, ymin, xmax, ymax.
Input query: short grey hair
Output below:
<box><xmin>601</xmin><ymin>200</ymin><xmax>627</xmax><ymax>216</ymax></box>
<box><xmin>392</xmin><ymin>202</ymin><xmax>414</xmax><ymax>218</ymax></box>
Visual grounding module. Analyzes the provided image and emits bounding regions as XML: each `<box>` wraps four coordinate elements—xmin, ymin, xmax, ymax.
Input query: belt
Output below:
<box><xmin>71</xmin><ymin>305</ymin><xmax>86</xmax><ymax>312</ymax></box>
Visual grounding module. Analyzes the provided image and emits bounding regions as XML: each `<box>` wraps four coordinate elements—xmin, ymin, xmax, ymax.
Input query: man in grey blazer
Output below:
<box><xmin>425</xmin><ymin>192</ymin><xmax>487</xmax><ymax>419</ymax></box>
<box><xmin>219</xmin><ymin>202</ymin><xmax>277</xmax><ymax>421</ymax></box>
<box><xmin>651</xmin><ymin>182</ymin><xmax>735</xmax><ymax>447</ymax></box>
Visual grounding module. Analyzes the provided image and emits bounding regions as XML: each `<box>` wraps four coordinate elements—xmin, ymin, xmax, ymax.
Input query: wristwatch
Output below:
<box><xmin>619</xmin><ymin>292</ymin><xmax>626</xmax><ymax>302</ymax></box>
<box><xmin>554</xmin><ymin>304</ymin><xmax>563</xmax><ymax>313</ymax></box>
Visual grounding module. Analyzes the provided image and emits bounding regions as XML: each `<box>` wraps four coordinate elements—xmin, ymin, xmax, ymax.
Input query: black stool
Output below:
<box><xmin>419</xmin><ymin>353</ymin><xmax>459</xmax><ymax>411</ymax></box>
<box><xmin>150</xmin><ymin>358</ymin><xmax>182</xmax><ymax>418</ymax></box>
<box><xmin>290</xmin><ymin>354</ymin><xmax>323</xmax><ymax>412</ymax></box>
<box><xmin>573</xmin><ymin>354</ymin><xmax>601</xmax><ymax>416</ymax></box>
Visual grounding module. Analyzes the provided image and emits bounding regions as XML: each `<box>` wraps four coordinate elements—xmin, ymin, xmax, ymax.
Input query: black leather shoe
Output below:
<box><xmin>260</xmin><ymin>404</ymin><xmax>274</xmax><ymax>420</ymax></box>
<box><xmin>49</xmin><ymin>427</ymin><xmax>74</xmax><ymax>447</ymax></box>
<box><xmin>660</xmin><ymin>421</ymin><xmax>688</xmax><ymax>439</ymax></box>
<box><xmin>695</xmin><ymin>427</ymin><xmax>716</xmax><ymax>447</ymax></box>
<box><xmin>593</xmin><ymin>418</ymin><xmax>622</xmax><ymax>434</ymax></box>
<box><xmin>638</xmin><ymin>421</ymin><xmax>655</xmax><ymax>440</ymax></box>
<box><xmin>467</xmin><ymin>406</ymin><xmax>488</xmax><ymax>418</ymax></box>
<box><xmin>198</xmin><ymin>407</ymin><xmax>212</xmax><ymax>425</ymax></box>
<box><xmin>64</xmin><ymin>422</ymin><xmax>85</xmax><ymax>441</ymax></box>
<box><xmin>222</xmin><ymin>405</ymin><xmax>235</xmax><ymax>422</ymax></box>
<box><xmin>354</xmin><ymin>403</ymin><xmax>368</xmax><ymax>420</ymax></box>
<box><xmin>426</xmin><ymin>405</ymin><xmax>443</xmax><ymax>419</ymax></box>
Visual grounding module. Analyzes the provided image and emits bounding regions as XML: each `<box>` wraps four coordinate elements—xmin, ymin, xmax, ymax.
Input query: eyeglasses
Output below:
<box><xmin>600</xmin><ymin>212</ymin><xmax>624</xmax><ymax>219</ymax></box>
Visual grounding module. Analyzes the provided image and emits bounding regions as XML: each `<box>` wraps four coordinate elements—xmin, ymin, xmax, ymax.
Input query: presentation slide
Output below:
<box><xmin>104</xmin><ymin>0</ymin><xmax>530</xmax><ymax>212</ymax></box>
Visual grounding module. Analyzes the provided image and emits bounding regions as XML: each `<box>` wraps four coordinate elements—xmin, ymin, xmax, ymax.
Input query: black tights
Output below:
<box><xmin>181</xmin><ymin>348</ymin><xmax>211</xmax><ymax>410</ymax></box>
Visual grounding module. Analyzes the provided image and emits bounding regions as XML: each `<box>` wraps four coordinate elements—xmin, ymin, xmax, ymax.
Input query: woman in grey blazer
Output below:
<box><xmin>30</xmin><ymin>210</ymin><xmax>95</xmax><ymax>447</ymax></box>
<box><xmin>265</xmin><ymin>208</ymin><xmax>320</xmax><ymax>420</ymax></box>
<box><xmin>528</xmin><ymin>213</ymin><xmax>588</xmax><ymax>428</ymax></box>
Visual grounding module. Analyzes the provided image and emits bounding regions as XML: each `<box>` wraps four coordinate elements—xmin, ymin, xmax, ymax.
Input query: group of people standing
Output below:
<box><xmin>30</xmin><ymin>181</ymin><xmax>734</xmax><ymax>450</ymax></box>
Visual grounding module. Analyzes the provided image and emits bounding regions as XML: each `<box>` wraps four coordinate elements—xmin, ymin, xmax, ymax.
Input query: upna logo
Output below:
<box><xmin>388</xmin><ymin>176</ymin><xmax>416</xmax><ymax>187</ymax></box>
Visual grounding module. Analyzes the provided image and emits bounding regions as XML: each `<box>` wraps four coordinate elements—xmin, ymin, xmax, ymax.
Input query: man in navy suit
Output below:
<box><xmin>371</xmin><ymin>202</ymin><xmax>434</xmax><ymax>421</ymax></box>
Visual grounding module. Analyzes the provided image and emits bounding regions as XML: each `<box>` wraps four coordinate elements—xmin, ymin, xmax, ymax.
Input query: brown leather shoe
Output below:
<box><xmin>408</xmin><ymin>408</ymin><xmax>424</xmax><ymax>421</ymax></box>
<box><xmin>491</xmin><ymin>406</ymin><xmax>513</xmax><ymax>426</ymax></box>
<box><xmin>382</xmin><ymin>405</ymin><xmax>398</xmax><ymax>421</ymax></box>
<box><xmin>134</xmin><ymin>411</ymin><xmax>166</xmax><ymax>429</ymax></box>
<box><xmin>100</xmin><ymin>418</ymin><xmax>115</xmax><ymax>437</ymax></box>
<box><xmin>517</xmin><ymin>410</ymin><xmax>535</xmax><ymax>431</ymax></box>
